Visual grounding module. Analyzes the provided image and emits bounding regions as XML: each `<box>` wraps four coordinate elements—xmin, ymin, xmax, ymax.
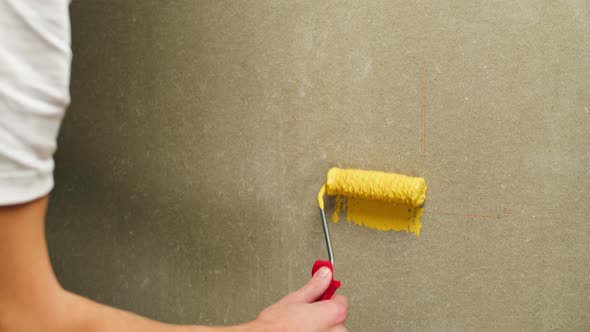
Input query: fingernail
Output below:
<box><xmin>316</xmin><ymin>267</ymin><xmax>330</xmax><ymax>278</ymax></box>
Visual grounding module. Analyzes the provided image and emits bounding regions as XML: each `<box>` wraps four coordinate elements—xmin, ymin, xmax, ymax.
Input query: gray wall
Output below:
<box><xmin>47</xmin><ymin>1</ymin><xmax>590</xmax><ymax>331</ymax></box>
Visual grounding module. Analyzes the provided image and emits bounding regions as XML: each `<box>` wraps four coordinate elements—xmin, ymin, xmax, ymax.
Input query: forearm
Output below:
<box><xmin>4</xmin><ymin>286</ymin><xmax>259</xmax><ymax>332</ymax></box>
<box><xmin>58</xmin><ymin>290</ymin><xmax>175</xmax><ymax>332</ymax></box>
<box><xmin>0</xmin><ymin>197</ymin><xmax>259</xmax><ymax>332</ymax></box>
<box><xmin>60</xmin><ymin>290</ymin><xmax>264</xmax><ymax>332</ymax></box>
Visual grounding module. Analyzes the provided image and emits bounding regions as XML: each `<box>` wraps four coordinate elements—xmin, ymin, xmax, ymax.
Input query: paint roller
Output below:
<box><xmin>313</xmin><ymin>167</ymin><xmax>427</xmax><ymax>300</ymax></box>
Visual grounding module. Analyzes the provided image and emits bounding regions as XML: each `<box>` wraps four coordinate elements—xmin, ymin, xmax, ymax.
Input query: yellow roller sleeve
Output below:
<box><xmin>325</xmin><ymin>167</ymin><xmax>427</xmax><ymax>207</ymax></box>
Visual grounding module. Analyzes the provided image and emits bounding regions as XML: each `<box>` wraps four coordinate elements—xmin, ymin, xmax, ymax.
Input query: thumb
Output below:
<box><xmin>280</xmin><ymin>266</ymin><xmax>332</xmax><ymax>304</ymax></box>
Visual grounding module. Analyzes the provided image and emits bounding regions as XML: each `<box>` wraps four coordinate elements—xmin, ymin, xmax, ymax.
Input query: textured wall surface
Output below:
<box><xmin>47</xmin><ymin>1</ymin><xmax>590</xmax><ymax>331</ymax></box>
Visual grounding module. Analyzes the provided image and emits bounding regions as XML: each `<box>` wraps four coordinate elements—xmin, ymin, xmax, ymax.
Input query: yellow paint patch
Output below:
<box><xmin>320</xmin><ymin>168</ymin><xmax>426</xmax><ymax>236</ymax></box>
<box><xmin>332</xmin><ymin>195</ymin><xmax>344</xmax><ymax>223</ymax></box>
<box><xmin>338</xmin><ymin>196</ymin><xmax>423</xmax><ymax>235</ymax></box>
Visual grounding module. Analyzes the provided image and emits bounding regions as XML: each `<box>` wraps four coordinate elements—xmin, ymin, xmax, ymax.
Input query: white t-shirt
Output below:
<box><xmin>0</xmin><ymin>0</ymin><xmax>71</xmax><ymax>205</ymax></box>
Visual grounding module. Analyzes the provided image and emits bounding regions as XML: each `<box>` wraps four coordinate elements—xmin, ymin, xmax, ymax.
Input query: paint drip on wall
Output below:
<box><xmin>320</xmin><ymin>168</ymin><xmax>426</xmax><ymax>236</ymax></box>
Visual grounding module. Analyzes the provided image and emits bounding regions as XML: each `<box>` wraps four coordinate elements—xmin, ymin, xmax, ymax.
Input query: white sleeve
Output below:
<box><xmin>0</xmin><ymin>0</ymin><xmax>72</xmax><ymax>205</ymax></box>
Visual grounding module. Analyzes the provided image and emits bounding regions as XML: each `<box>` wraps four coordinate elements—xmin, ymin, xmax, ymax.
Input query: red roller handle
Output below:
<box><xmin>312</xmin><ymin>259</ymin><xmax>341</xmax><ymax>301</ymax></box>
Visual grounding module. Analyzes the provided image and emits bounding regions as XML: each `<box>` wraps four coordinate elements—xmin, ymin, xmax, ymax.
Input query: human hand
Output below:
<box><xmin>253</xmin><ymin>267</ymin><xmax>348</xmax><ymax>332</ymax></box>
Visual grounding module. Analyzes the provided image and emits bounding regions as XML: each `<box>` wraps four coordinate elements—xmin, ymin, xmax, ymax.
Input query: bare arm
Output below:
<box><xmin>0</xmin><ymin>197</ymin><xmax>250</xmax><ymax>332</ymax></box>
<box><xmin>0</xmin><ymin>197</ymin><xmax>347</xmax><ymax>332</ymax></box>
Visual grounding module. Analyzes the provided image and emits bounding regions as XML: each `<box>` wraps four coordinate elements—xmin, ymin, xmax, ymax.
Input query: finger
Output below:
<box><xmin>311</xmin><ymin>298</ymin><xmax>348</xmax><ymax>326</ymax></box>
<box><xmin>279</xmin><ymin>267</ymin><xmax>332</xmax><ymax>304</ymax></box>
